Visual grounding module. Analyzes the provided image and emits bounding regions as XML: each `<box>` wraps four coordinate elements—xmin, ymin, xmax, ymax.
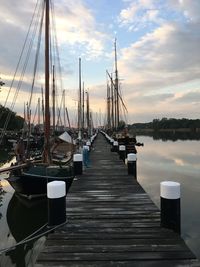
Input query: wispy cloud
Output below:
<box><xmin>53</xmin><ymin>0</ymin><xmax>108</xmax><ymax>59</ymax></box>
<box><xmin>118</xmin><ymin>0</ymin><xmax>162</xmax><ymax>31</ymax></box>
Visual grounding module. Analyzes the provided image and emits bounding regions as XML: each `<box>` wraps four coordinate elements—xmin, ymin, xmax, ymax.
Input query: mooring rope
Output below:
<box><xmin>0</xmin><ymin>221</ymin><xmax>67</xmax><ymax>255</ymax></box>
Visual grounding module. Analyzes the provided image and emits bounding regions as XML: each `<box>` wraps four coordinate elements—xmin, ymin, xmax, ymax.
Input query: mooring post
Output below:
<box><xmin>47</xmin><ymin>181</ymin><xmax>66</xmax><ymax>226</ymax></box>
<box><xmin>119</xmin><ymin>145</ymin><xmax>126</xmax><ymax>162</ymax></box>
<box><xmin>127</xmin><ymin>153</ymin><xmax>137</xmax><ymax>178</ymax></box>
<box><xmin>160</xmin><ymin>181</ymin><xmax>181</xmax><ymax>234</ymax></box>
<box><xmin>113</xmin><ymin>141</ymin><xmax>118</xmax><ymax>152</ymax></box>
<box><xmin>73</xmin><ymin>153</ymin><xmax>83</xmax><ymax>175</ymax></box>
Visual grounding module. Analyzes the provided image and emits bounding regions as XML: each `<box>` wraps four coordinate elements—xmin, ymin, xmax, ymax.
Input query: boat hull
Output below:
<box><xmin>7</xmin><ymin>164</ymin><xmax>74</xmax><ymax>198</ymax></box>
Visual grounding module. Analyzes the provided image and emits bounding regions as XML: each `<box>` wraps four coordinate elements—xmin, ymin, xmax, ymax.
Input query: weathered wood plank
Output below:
<box><xmin>35</xmin><ymin>133</ymin><xmax>198</xmax><ymax>266</ymax></box>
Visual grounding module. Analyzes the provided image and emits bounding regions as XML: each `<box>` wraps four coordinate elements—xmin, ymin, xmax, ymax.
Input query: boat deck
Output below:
<box><xmin>35</xmin><ymin>133</ymin><xmax>199</xmax><ymax>266</ymax></box>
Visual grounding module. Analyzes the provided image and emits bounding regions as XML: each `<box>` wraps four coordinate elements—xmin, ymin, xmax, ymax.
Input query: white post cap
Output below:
<box><xmin>127</xmin><ymin>153</ymin><xmax>137</xmax><ymax>161</ymax></box>
<box><xmin>47</xmin><ymin>181</ymin><xmax>66</xmax><ymax>199</ymax></box>
<box><xmin>73</xmin><ymin>153</ymin><xmax>83</xmax><ymax>162</ymax></box>
<box><xmin>119</xmin><ymin>145</ymin><xmax>126</xmax><ymax>151</ymax></box>
<box><xmin>113</xmin><ymin>141</ymin><xmax>118</xmax><ymax>146</ymax></box>
<box><xmin>160</xmin><ymin>181</ymin><xmax>180</xmax><ymax>199</ymax></box>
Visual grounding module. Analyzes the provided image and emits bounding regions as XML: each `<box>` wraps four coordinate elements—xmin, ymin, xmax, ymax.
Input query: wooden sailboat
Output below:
<box><xmin>106</xmin><ymin>39</ymin><xmax>143</xmax><ymax>154</ymax></box>
<box><xmin>6</xmin><ymin>0</ymin><xmax>74</xmax><ymax>198</ymax></box>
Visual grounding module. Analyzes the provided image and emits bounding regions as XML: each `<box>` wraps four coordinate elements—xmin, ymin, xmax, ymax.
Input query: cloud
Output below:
<box><xmin>127</xmin><ymin>93</ymin><xmax>174</xmax><ymax>105</ymax></box>
<box><xmin>169</xmin><ymin>0</ymin><xmax>200</xmax><ymax>23</ymax></box>
<box><xmin>118</xmin><ymin>0</ymin><xmax>161</xmax><ymax>30</ymax></box>
<box><xmin>0</xmin><ymin>0</ymin><xmax>107</xmax><ymax>75</ymax></box>
<box><xmin>53</xmin><ymin>0</ymin><xmax>108</xmax><ymax>59</ymax></box>
<box><xmin>174</xmin><ymin>91</ymin><xmax>200</xmax><ymax>104</ymax></box>
<box><xmin>0</xmin><ymin>0</ymin><xmax>108</xmax><ymax>116</ymax></box>
<box><xmin>118</xmin><ymin>21</ymin><xmax>200</xmax><ymax>96</ymax></box>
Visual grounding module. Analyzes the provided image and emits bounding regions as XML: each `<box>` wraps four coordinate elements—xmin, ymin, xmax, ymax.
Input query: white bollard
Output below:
<box><xmin>47</xmin><ymin>181</ymin><xmax>66</xmax><ymax>226</ymax></box>
<box><xmin>160</xmin><ymin>181</ymin><xmax>181</xmax><ymax>234</ymax></box>
<box><xmin>73</xmin><ymin>154</ymin><xmax>83</xmax><ymax>175</ymax></box>
<box><xmin>113</xmin><ymin>141</ymin><xmax>119</xmax><ymax>152</ymax></box>
<box><xmin>127</xmin><ymin>153</ymin><xmax>137</xmax><ymax>178</ymax></box>
<box><xmin>119</xmin><ymin>145</ymin><xmax>126</xmax><ymax>162</ymax></box>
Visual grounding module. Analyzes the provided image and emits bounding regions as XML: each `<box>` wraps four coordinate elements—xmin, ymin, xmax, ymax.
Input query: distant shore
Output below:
<box><xmin>132</xmin><ymin>128</ymin><xmax>200</xmax><ymax>133</ymax></box>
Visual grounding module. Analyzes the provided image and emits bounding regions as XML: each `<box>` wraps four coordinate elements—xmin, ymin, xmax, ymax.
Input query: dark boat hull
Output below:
<box><xmin>7</xmin><ymin>164</ymin><xmax>74</xmax><ymax>198</ymax></box>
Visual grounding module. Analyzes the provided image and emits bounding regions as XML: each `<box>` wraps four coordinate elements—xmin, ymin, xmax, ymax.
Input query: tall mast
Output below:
<box><xmin>107</xmin><ymin>74</ymin><xmax>111</xmax><ymax>129</ymax></box>
<box><xmin>63</xmin><ymin>90</ymin><xmax>66</xmax><ymax>129</ymax></box>
<box><xmin>44</xmin><ymin>0</ymin><xmax>50</xmax><ymax>163</ymax></box>
<box><xmin>52</xmin><ymin>65</ymin><xmax>55</xmax><ymax>133</ymax></box>
<box><xmin>41</xmin><ymin>86</ymin><xmax>45</xmax><ymax>128</ymax></box>
<box><xmin>38</xmin><ymin>97</ymin><xmax>40</xmax><ymax>129</ymax></box>
<box><xmin>86</xmin><ymin>91</ymin><xmax>90</xmax><ymax>137</ymax></box>
<box><xmin>114</xmin><ymin>38</ymin><xmax>119</xmax><ymax>129</ymax></box>
<box><xmin>82</xmin><ymin>82</ymin><xmax>85</xmax><ymax>131</ymax></box>
<box><xmin>78</xmin><ymin>58</ymin><xmax>82</xmax><ymax>140</ymax></box>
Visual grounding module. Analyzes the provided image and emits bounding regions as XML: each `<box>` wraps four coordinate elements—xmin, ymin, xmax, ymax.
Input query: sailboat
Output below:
<box><xmin>5</xmin><ymin>0</ymin><xmax>75</xmax><ymax>198</ymax></box>
<box><xmin>105</xmin><ymin>39</ymin><xmax>143</xmax><ymax>154</ymax></box>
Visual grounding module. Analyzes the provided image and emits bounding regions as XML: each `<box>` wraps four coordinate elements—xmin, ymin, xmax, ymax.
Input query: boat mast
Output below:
<box><xmin>114</xmin><ymin>38</ymin><xmax>119</xmax><ymax>130</ymax></box>
<box><xmin>86</xmin><ymin>91</ymin><xmax>90</xmax><ymax>137</ymax></box>
<box><xmin>78</xmin><ymin>58</ymin><xmax>82</xmax><ymax>140</ymax></box>
<box><xmin>52</xmin><ymin>65</ymin><xmax>55</xmax><ymax>134</ymax></box>
<box><xmin>82</xmin><ymin>82</ymin><xmax>85</xmax><ymax>132</ymax></box>
<box><xmin>63</xmin><ymin>90</ymin><xmax>66</xmax><ymax>130</ymax></box>
<box><xmin>107</xmin><ymin>75</ymin><xmax>111</xmax><ymax>130</ymax></box>
<box><xmin>44</xmin><ymin>0</ymin><xmax>51</xmax><ymax>164</ymax></box>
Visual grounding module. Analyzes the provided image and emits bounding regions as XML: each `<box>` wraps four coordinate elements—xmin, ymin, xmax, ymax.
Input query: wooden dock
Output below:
<box><xmin>36</xmin><ymin>133</ymin><xmax>199</xmax><ymax>267</ymax></box>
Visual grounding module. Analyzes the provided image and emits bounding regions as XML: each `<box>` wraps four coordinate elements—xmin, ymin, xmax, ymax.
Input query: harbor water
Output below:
<box><xmin>136</xmin><ymin>135</ymin><xmax>200</xmax><ymax>259</ymax></box>
<box><xmin>0</xmin><ymin>134</ymin><xmax>200</xmax><ymax>266</ymax></box>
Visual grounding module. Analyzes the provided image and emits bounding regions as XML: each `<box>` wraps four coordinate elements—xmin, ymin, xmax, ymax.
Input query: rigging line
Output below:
<box><xmin>49</xmin><ymin>1</ymin><xmax>60</xmax><ymax>126</ymax></box>
<box><xmin>32</xmin><ymin>101</ymin><xmax>39</xmax><ymax>125</ymax></box>
<box><xmin>0</xmin><ymin>1</ymin><xmax>44</xmax><ymax>144</ymax></box>
<box><xmin>56</xmin><ymin>92</ymin><xmax>64</xmax><ymax>127</ymax></box>
<box><xmin>51</xmin><ymin>0</ymin><xmax>64</xmax><ymax>93</ymax></box>
<box><xmin>106</xmin><ymin>70</ymin><xmax>128</xmax><ymax>113</ymax></box>
<box><xmin>119</xmin><ymin>82</ymin><xmax>128</xmax><ymax>121</ymax></box>
<box><xmin>0</xmin><ymin>0</ymin><xmax>40</xmax><ymax>113</ymax></box>
<box><xmin>28</xmin><ymin>0</ymin><xmax>45</xmax><ymax>111</ymax></box>
<box><xmin>10</xmin><ymin>0</ymin><xmax>43</xmax><ymax>113</ymax></box>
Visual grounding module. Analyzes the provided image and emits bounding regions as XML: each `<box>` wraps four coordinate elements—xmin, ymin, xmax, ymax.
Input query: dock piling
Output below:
<box><xmin>47</xmin><ymin>181</ymin><xmax>66</xmax><ymax>226</ymax></box>
<box><xmin>119</xmin><ymin>145</ymin><xmax>126</xmax><ymax>162</ymax></box>
<box><xmin>73</xmin><ymin>153</ymin><xmax>83</xmax><ymax>175</ymax></box>
<box><xmin>127</xmin><ymin>153</ymin><xmax>137</xmax><ymax>178</ymax></box>
<box><xmin>160</xmin><ymin>181</ymin><xmax>181</xmax><ymax>234</ymax></box>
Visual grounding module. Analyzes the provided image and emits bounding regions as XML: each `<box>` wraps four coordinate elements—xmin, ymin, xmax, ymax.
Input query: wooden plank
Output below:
<box><xmin>36</xmin><ymin>260</ymin><xmax>200</xmax><ymax>267</ymax></box>
<box><xmin>35</xmin><ymin>133</ymin><xmax>198</xmax><ymax>266</ymax></box>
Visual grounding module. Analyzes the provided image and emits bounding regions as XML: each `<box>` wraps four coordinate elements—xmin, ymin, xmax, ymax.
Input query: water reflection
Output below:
<box><xmin>0</xmin><ymin>193</ymin><xmax>47</xmax><ymax>267</ymax></box>
<box><xmin>137</xmin><ymin>130</ymin><xmax>200</xmax><ymax>141</ymax></box>
<box><xmin>0</xmin><ymin>182</ymin><xmax>5</xmax><ymax>220</ymax></box>
<box><xmin>0</xmin><ymin>148</ymin><xmax>13</xmax><ymax>167</ymax></box>
<box><xmin>137</xmin><ymin>136</ymin><xmax>200</xmax><ymax>259</ymax></box>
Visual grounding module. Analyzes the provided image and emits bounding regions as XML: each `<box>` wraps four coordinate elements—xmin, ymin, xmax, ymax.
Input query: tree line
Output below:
<box><xmin>130</xmin><ymin>117</ymin><xmax>200</xmax><ymax>130</ymax></box>
<box><xmin>0</xmin><ymin>105</ymin><xmax>24</xmax><ymax>130</ymax></box>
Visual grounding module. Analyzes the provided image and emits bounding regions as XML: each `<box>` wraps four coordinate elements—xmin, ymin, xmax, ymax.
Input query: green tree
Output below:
<box><xmin>0</xmin><ymin>105</ymin><xmax>24</xmax><ymax>130</ymax></box>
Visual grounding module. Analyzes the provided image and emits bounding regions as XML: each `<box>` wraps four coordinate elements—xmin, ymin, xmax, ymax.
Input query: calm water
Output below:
<box><xmin>136</xmin><ymin>135</ymin><xmax>200</xmax><ymax>259</ymax></box>
<box><xmin>0</xmin><ymin>136</ymin><xmax>200</xmax><ymax>266</ymax></box>
<box><xmin>0</xmin><ymin>153</ymin><xmax>47</xmax><ymax>267</ymax></box>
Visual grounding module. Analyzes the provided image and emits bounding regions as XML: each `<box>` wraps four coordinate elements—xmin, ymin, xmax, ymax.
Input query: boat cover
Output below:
<box><xmin>58</xmin><ymin>131</ymin><xmax>73</xmax><ymax>144</ymax></box>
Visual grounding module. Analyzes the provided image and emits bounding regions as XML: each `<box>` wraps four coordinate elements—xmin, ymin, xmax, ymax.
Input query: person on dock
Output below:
<box><xmin>82</xmin><ymin>142</ymin><xmax>90</xmax><ymax>168</ymax></box>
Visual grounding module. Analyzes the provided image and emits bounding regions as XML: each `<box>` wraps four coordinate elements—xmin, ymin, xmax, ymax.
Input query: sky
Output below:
<box><xmin>0</xmin><ymin>0</ymin><xmax>200</xmax><ymax>125</ymax></box>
